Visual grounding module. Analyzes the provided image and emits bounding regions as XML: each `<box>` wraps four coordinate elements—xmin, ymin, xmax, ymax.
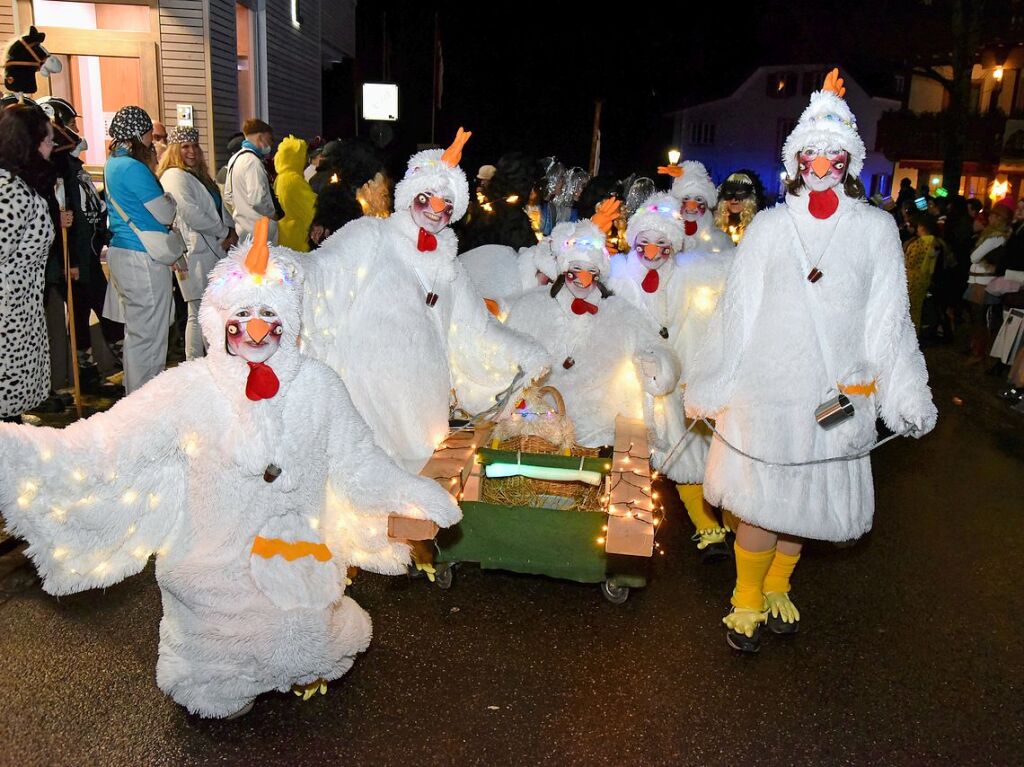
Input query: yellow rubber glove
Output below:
<box><xmin>415</xmin><ymin>561</ymin><xmax>437</xmax><ymax>583</ymax></box>
<box><xmin>723</xmin><ymin>607</ymin><xmax>766</xmax><ymax>638</ymax></box>
<box><xmin>765</xmin><ymin>592</ymin><xmax>800</xmax><ymax>624</ymax></box>
<box><xmin>292</xmin><ymin>678</ymin><xmax>328</xmax><ymax>701</ymax></box>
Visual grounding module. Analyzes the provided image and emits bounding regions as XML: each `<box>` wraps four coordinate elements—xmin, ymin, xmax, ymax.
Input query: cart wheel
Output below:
<box><xmin>434</xmin><ymin>563</ymin><xmax>455</xmax><ymax>590</ymax></box>
<box><xmin>601</xmin><ymin>579</ymin><xmax>629</xmax><ymax>605</ymax></box>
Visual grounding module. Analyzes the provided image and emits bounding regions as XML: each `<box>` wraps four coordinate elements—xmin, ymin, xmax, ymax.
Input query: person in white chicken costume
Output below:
<box><xmin>661</xmin><ymin>160</ymin><xmax>734</xmax><ymax>255</ymax></box>
<box><xmin>0</xmin><ymin>218</ymin><xmax>460</xmax><ymax>717</ymax></box>
<box><xmin>504</xmin><ymin>200</ymin><xmax>679</xmax><ymax>449</ymax></box>
<box><xmin>459</xmin><ymin>239</ymin><xmax>560</xmax><ymax>319</ymax></box>
<box><xmin>610</xmin><ymin>192</ymin><xmax>732</xmax><ymax>561</ymax></box>
<box><xmin>302</xmin><ymin>129</ymin><xmax>545</xmax><ymax>570</ymax></box>
<box><xmin>685</xmin><ymin>70</ymin><xmax>937</xmax><ymax>653</ymax></box>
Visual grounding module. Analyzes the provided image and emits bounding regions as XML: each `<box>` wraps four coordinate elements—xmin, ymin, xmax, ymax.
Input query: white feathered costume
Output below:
<box><xmin>459</xmin><ymin>240</ymin><xmax>559</xmax><ymax>312</ymax></box>
<box><xmin>669</xmin><ymin>160</ymin><xmax>735</xmax><ymax>255</ymax></box>
<box><xmin>504</xmin><ymin>215</ymin><xmax>679</xmax><ymax>448</ymax></box>
<box><xmin>0</xmin><ymin>223</ymin><xmax>460</xmax><ymax>717</ymax></box>
<box><xmin>303</xmin><ymin>131</ymin><xmax>546</xmax><ymax>476</ymax></box>
<box><xmin>685</xmin><ymin>80</ymin><xmax>937</xmax><ymax>542</ymax></box>
<box><xmin>610</xmin><ymin>192</ymin><xmax>731</xmax><ymax>483</ymax></box>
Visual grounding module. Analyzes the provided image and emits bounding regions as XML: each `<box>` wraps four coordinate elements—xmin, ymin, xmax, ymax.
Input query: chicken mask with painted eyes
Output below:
<box><xmin>634</xmin><ymin>230</ymin><xmax>673</xmax><ymax>269</ymax></box>
<box><xmin>798</xmin><ymin>147</ymin><xmax>849</xmax><ymax>192</ymax></box>
<box><xmin>411</xmin><ymin>191</ymin><xmax>454</xmax><ymax>234</ymax></box>
<box><xmin>680</xmin><ymin>195</ymin><xmax>707</xmax><ymax>220</ymax></box>
<box><xmin>564</xmin><ymin>261</ymin><xmax>600</xmax><ymax>299</ymax></box>
<box><xmin>225</xmin><ymin>305</ymin><xmax>284</xmax><ymax>363</ymax></box>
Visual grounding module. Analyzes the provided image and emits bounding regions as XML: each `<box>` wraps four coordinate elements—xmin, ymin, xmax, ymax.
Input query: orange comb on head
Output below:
<box><xmin>592</xmin><ymin>198</ymin><xmax>622</xmax><ymax>234</ymax></box>
<box><xmin>657</xmin><ymin>165</ymin><xmax>684</xmax><ymax>178</ymax></box>
<box><xmin>441</xmin><ymin>127</ymin><xmax>472</xmax><ymax>167</ymax></box>
<box><xmin>245</xmin><ymin>217</ymin><xmax>270</xmax><ymax>277</ymax></box>
<box><xmin>822</xmin><ymin>68</ymin><xmax>846</xmax><ymax>98</ymax></box>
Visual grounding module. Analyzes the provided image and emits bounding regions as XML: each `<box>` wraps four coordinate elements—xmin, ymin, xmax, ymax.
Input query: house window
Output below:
<box><xmin>768</xmin><ymin>71</ymin><xmax>797</xmax><ymax>98</ymax></box>
<box><xmin>688</xmin><ymin>121</ymin><xmax>715</xmax><ymax>146</ymax></box>
<box><xmin>802</xmin><ymin>70</ymin><xmax>829</xmax><ymax>96</ymax></box>
<box><xmin>32</xmin><ymin>1</ymin><xmax>151</xmax><ymax>32</ymax></box>
<box><xmin>236</xmin><ymin>2</ymin><xmax>266</xmax><ymax>122</ymax></box>
<box><xmin>894</xmin><ymin>74</ymin><xmax>906</xmax><ymax>95</ymax></box>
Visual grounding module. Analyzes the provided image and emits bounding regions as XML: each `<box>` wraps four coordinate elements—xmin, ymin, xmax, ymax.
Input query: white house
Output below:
<box><xmin>669</xmin><ymin>65</ymin><xmax>900</xmax><ymax>200</ymax></box>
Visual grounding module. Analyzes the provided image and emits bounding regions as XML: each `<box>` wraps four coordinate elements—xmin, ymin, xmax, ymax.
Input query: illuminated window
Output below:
<box><xmin>47</xmin><ymin>53</ymin><xmax>143</xmax><ymax>165</ymax></box>
<box><xmin>767</xmin><ymin>72</ymin><xmax>797</xmax><ymax>99</ymax></box>
<box><xmin>31</xmin><ymin>1</ymin><xmax>150</xmax><ymax>32</ymax></box>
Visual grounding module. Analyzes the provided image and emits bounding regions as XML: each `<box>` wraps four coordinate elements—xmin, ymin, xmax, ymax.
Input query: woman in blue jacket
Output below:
<box><xmin>103</xmin><ymin>106</ymin><xmax>179</xmax><ymax>393</ymax></box>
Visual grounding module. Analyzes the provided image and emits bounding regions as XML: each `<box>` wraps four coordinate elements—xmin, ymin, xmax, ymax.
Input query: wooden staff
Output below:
<box><xmin>55</xmin><ymin>178</ymin><xmax>83</xmax><ymax>418</ymax></box>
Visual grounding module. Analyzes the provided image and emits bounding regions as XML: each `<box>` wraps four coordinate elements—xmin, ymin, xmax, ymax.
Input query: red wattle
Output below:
<box><xmin>417</xmin><ymin>227</ymin><xmax>438</xmax><ymax>252</ymax></box>
<box><xmin>571</xmin><ymin>297</ymin><xmax>599</xmax><ymax>315</ymax></box>
<box><xmin>684</xmin><ymin>220</ymin><xmax>698</xmax><ymax>236</ymax></box>
<box><xmin>246</xmin><ymin>361</ymin><xmax>280</xmax><ymax>401</ymax></box>
<box><xmin>808</xmin><ymin>188</ymin><xmax>839</xmax><ymax>219</ymax></box>
<box><xmin>642</xmin><ymin>269</ymin><xmax>660</xmax><ymax>293</ymax></box>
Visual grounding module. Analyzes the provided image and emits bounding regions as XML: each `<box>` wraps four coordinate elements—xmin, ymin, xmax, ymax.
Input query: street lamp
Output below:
<box><xmin>667</xmin><ymin>149</ymin><xmax>680</xmax><ymax>166</ymax></box>
<box><xmin>994</xmin><ymin>66</ymin><xmax>1004</xmax><ymax>82</ymax></box>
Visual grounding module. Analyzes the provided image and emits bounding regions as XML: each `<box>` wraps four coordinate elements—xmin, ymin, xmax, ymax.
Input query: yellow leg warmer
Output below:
<box><xmin>731</xmin><ymin>543</ymin><xmax>776</xmax><ymax>611</ymax></box>
<box><xmin>763</xmin><ymin>550</ymin><xmax>800</xmax><ymax>594</ymax></box>
<box><xmin>676</xmin><ymin>483</ymin><xmax>719</xmax><ymax>532</ymax></box>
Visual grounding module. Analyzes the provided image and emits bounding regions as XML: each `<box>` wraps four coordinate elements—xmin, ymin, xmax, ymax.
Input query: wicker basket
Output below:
<box><xmin>483</xmin><ymin>387</ymin><xmax>604</xmax><ymax>511</ymax></box>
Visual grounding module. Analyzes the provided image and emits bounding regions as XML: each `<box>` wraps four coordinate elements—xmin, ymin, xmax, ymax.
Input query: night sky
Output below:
<box><xmin>347</xmin><ymin>0</ymin><xmax>1011</xmax><ymax>182</ymax></box>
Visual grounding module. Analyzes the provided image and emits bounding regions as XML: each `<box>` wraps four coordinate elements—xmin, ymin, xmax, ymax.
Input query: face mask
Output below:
<box><xmin>225</xmin><ymin>305</ymin><xmax>284</xmax><ymax>364</ymax></box>
<box><xmin>798</xmin><ymin>147</ymin><xmax>849</xmax><ymax>192</ymax></box>
<box><xmin>410</xmin><ymin>191</ymin><xmax>454</xmax><ymax>233</ymax></box>
<box><xmin>260</xmin><ymin>144</ymin><xmax>272</xmax><ymax>157</ymax></box>
<box><xmin>565</xmin><ymin>263</ymin><xmax>600</xmax><ymax>300</ymax></box>
<box><xmin>70</xmin><ymin>138</ymin><xmax>88</xmax><ymax>159</ymax></box>
<box><xmin>635</xmin><ymin>231</ymin><xmax>673</xmax><ymax>270</ymax></box>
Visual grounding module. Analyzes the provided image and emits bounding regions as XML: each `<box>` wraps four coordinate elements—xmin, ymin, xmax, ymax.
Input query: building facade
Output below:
<box><xmin>2</xmin><ymin>0</ymin><xmax>355</xmax><ymax>169</ymax></box>
<box><xmin>670</xmin><ymin>65</ymin><xmax>899</xmax><ymax>200</ymax></box>
<box><xmin>878</xmin><ymin>45</ymin><xmax>1024</xmax><ymax>202</ymax></box>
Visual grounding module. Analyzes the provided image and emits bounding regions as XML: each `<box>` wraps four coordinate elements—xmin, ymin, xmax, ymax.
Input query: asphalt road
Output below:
<box><xmin>1</xmin><ymin>343</ymin><xmax>1021</xmax><ymax>766</ymax></box>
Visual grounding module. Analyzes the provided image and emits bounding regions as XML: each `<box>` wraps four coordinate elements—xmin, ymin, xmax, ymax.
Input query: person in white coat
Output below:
<box><xmin>158</xmin><ymin>126</ymin><xmax>236</xmax><ymax>359</ymax></box>
<box><xmin>610</xmin><ymin>192</ymin><xmax>732</xmax><ymax>560</ymax></box>
<box><xmin>302</xmin><ymin>129</ymin><xmax>547</xmax><ymax>571</ymax></box>
<box><xmin>224</xmin><ymin>118</ymin><xmax>279</xmax><ymax>244</ymax></box>
<box><xmin>685</xmin><ymin>70</ymin><xmax>937</xmax><ymax>652</ymax></box>
<box><xmin>504</xmin><ymin>201</ymin><xmax>680</xmax><ymax>449</ymax></box>
<box><xmin>661</xmin><ymin>160</ymin><xmax>734</xmax><ymax>254</ymax></box>
<box><xmin>0</xmin><ymin>219</ymin><xmax>461</xmax><ymax>718</ymax></box>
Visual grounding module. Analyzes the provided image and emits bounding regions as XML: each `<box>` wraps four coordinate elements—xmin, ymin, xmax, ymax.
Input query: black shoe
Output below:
<box><xmin>765</xmin><ymin>611</ymin><xmax>800</xmax><ymax>635</ymax></box>
<box><xmin>29</xmin><ymin>392</ymin><xmax>65</xmax><ymax>414</ymax></box>
<box><xmin>987</xmin><ymin>362</ymin><xmax>1010</xmax><ymax>377</ymax></box>
<box><xmin>726</xmin><ymin>626</ymin><xmax>762</xmax><ymax>653</ymax></box>
<box><xmin>700</xmin><ymin>540</ymin><xmax>730</xmax><ymax>564</ymax></box>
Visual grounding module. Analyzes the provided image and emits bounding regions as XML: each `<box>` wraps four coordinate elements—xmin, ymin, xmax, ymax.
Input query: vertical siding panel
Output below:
<box><xmin>208</xmin><ymin>0</ymin><xmax>237</xmax><ymax>168</ymax></box>
<box><xmin>158</xmin><ymin>0</ymin><xmax>214</xmax><ymax>162</ymax></box>
<box><xmin>265</xmin><ymin>0</ymin><xmax>322</xmax><ymax>142</ymax></box>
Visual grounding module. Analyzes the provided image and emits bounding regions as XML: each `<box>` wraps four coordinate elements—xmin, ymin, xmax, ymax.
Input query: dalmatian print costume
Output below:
<box><xmin>0</xmin><ymin>168</ymin><xmax>56</xmax><ymax>417</ymax></box>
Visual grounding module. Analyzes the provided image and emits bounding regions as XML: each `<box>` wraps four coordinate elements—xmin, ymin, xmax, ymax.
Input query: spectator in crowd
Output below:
<box><xmin>224</xmin><ymin>118</ymin><xmax>279</xmax><ymax>243</ymax></box>
<box><xmin>215</xmin><ymin>131</ymin><xmax>244</xmax><ymax>187</ymax></box>
<box><xmin>309</xmin><ymin>137</ymin><xmax>388</xmax><ymax>247</ymax></box>
<box><xmin>930</xmin><ymin>195</ymin><xmax>974</xmax><ymax>343</ymax></box>
<box><xmin>903</xmin><ymin>213</ymin><xmax>942</xmax><ymax>331</ymax></box>
<box><xmin>0</xmin><ymin>103</ymin><xmax>57</xmax><ymax>423</ymax></box>
<box><xmin>273</xmin><ymin>135</ymin><xmax>316</xmax><ymax>252</ymax></box>
<box><xmin>44</xmin><ymin>100</ymin><xmax>123</xmax><ymax>391</ymax></box>
<box><xmin>158</xmin><ymin>125</ymin><xmax>235</xmax><ymax>360</ymax></box>
<box><xmin>895</xmin><ymin>176</ymin><xmax>916</xmax><ymax>210</ymax></box>
<box><xmin>476</xmin><ymin>164</ymin><xmax>496</xmax><ymax>197</ymax></box>
<box><xmin>103</xmin><ymin>105</ymin><xmax>179</xmax><ymax>393</ymax></box>
<box><xmin>965</xmin><ymin>197</ymin><xmax>1014</xmax><ymax>363</ymax></box>
<box><xmin>151</xmin><ymin>121</ymin><xmax>169</xmax><ymax>165</ymax></box>
<box><xmin>457</xmin><ymin>151</ymin><xmax>539</xmax><ymax>253</ymax></box>
<box><xmin>967</xmin><ymin>197</ymin><xmax>986</xmax><ymax>234</ymax></box>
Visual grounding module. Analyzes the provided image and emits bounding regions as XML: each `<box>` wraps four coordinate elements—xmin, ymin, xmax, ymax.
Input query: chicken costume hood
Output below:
<box><xmin>504</xmin><ymin>201</ymin><xmax>680</xmax><ymax>448</ymax></box>
<box><xmin>664</xmin><ymin>161</ymin><xmax>734</xmax><ymax>254</ymax></box>
<box><xmin>302</xmin><ymin>130</ymin><xmax>546</xmax><ymax>569</ymax></box>
<box><xmin>610</xmin><ymin>192</ymin><xmax>730</xmax><ymax>486</ymax></box>
<box><xmin>0</xmin><ymin>221</ymin><xmax>460</xmax><ymax>717</ymax></box>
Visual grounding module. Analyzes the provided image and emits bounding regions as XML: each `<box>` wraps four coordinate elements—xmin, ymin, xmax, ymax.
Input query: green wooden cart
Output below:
<box><xmin>422</xmin><ymin>423</ymin><xmax>656</xmax><ymax>604</ymax></box>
